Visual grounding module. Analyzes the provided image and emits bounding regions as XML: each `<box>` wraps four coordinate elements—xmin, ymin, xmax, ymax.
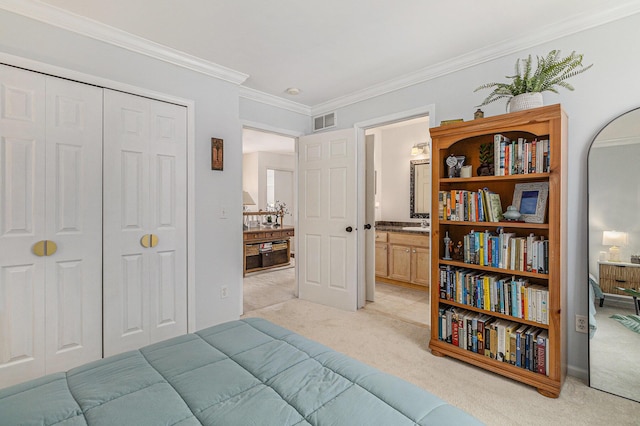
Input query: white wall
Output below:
<box><xmin>378</xmin><ymin>122</ymin><xmax>430</xmax><ymax>221</ymax></box>
<box><xmin>242</xmin><ymin>153</ymin><xmax>260</xmax><ymax>211</ymax></box>
<box><xmin>589</xmin><ymin>142</ymin><xmax>640</xmax><ymax>276</ymax></box>
<box><xmin>321</xmin><ymin>13</ymin><xmax>640</xmax><ymax>378</ymax></box>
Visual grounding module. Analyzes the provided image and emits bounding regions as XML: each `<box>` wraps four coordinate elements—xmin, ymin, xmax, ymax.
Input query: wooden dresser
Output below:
<box><xmin>598</xmin><ymin>261</ymin><xmax>640</xmax><ymax>295</ymax></box>
<box><xmin>243</xmin><ymin>227</ymin><xmax>294</xmax><ymax>276</ymax></box>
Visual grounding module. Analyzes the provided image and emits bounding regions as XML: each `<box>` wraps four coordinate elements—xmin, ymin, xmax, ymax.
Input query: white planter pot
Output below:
<box><xmin>508</xmin><ymin>92</ymin><xmax>543</xmax><ymax>112</ymax></box>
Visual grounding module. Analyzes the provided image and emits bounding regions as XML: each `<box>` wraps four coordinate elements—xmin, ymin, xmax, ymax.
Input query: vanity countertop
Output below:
<box><xmin>375</xmin><ymin>221</ymin><xmax>430</xmax><ymax>234</ymax></box>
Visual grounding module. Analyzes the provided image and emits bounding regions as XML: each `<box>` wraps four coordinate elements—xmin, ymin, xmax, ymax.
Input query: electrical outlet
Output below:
<box><xmin>220</xmin><ymin>286</ymin><xmax>229</xmax><ymax>299</ymax></box>
<box><xmin>576</xmin><ymin>314</ymin><xmax>588</xmax><ymax>333</ymax></box>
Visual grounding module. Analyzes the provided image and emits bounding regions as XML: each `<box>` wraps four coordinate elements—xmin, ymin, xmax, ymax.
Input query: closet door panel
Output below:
<box><xmin>104</xmin><ymin>90</ymin><xmax>186</xmax><ymax>356</ymax></box>
<box><xmin>148</xmin><ymin>101</ymin><xmax>186</xmax><ymax>343</ymax></box>
<box><xmin>44</xmin><ymin>76</ymin><xmax>103</xmax><ymax>373</ymax></box>
<box><xmin>0</xmin><ymin>65</ymin><xmax>47</xmax><ymax>387</ymax></box>
<box><xmin>103</xmin><ymin>90</ymin><xmax>151</xmax><ymax>356</ymax></box>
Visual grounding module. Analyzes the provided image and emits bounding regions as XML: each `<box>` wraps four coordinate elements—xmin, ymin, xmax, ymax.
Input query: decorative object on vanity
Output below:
<box><xmin>511</xmin><ymin>182</ymin><xmax>548</xmax><ymax>223</ymax></box>
<box><xmin>211</xmin><ymin>137</ymin><xmax>224</xmax><ymax>170</ymax></box>
<box><xmin>474</xmin><ymin>50</ymin><xmax>592</xmax><ymax>112</ymax></box>
<box><xmin>502</xmin><ymin>205</ymin><xmax>522</xmax><ymax>221</ymax></box>
<box><xmin>476</xmin><ymin>143</ymin><xmax>494</xmax><ymax>176</ymax></box>
<box><xmin>602</xmin><ymin>230</ymin><xmax>628</xmax><ymax>262</ymax></box>
<box><xmin>474</xmin><ymin>108</ymin><xmax>484</xmax><ymax>119</ymax></box>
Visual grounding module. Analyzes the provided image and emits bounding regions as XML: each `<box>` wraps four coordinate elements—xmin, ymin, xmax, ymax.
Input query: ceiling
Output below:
<box><xmin>26</xmin><ymin>0</ymin><xmax>640</xmax><ymax>109</ymax></box>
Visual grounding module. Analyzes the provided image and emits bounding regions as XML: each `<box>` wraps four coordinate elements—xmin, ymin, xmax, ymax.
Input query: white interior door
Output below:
<box><xmin>0</xmin><ymin>65</ymin><xmax>47</xmax><ymax>386</ymax></box>
<box><xmin>0</xmin><ymin>65</ymin><xmax>102</xmax><ymax>388</ymax></box>
<box><xmin>297</xmin><ymin>128</ymin><xmax>358</xmax><ymax>311</ymax></box>
<box><xmin>44</xmin><ymin>76</ymin><xmax>103</xmax><ymax>373</ymax></box>
<box><xmin>103</xmin><ymin>89</ymin><xmax>187</xmax><ymax>357</ymax></box>
<box><xmin>364</xmin><ymin>134</ymin><xmax>375</xmax><ymax>302</ymax></box>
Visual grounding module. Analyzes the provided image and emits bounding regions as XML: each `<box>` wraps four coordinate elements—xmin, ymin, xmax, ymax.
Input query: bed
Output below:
<box><xmin>0</xmin><ymin>318</ymin><xmax>481</xmax><ymax>425</ymax></box>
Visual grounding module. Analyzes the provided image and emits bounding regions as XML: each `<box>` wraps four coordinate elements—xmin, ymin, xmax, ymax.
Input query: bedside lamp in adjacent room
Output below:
<box><xmin>602</xmin><ymin>230</ymin><xmax>628</xmax><ymax>262</ymax></box>
<box><xmin>243</xmin><ymin>191</ymin><xmax>256</xmax><ymax>230</ymax></box>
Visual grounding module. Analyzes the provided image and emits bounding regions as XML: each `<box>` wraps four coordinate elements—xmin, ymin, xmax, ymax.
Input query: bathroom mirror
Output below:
<box><xmin>410</xmin><ymin>159</ymin><xmax>430</xmax><ymax>218</ymax></box>
<box><xmin>588</xmin><ymin>107</ymin><xmax>640</xmax><ymax>402</ymax></box>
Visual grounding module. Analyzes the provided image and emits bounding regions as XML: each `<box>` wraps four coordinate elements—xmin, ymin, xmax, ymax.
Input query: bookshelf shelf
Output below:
<box><xmin>429</xmin><ymin>104</ymin><xmax>567</xmax><ymax>398</ymax></box>
<box><xmin>438</xmin><ymin>259</ymin><xmax>550</xmax><ymax>279</ymax></box>
<box><xmin>440</xmin><ymin>220</ymin><xmax>549</xmax><ymax>230</ymax></box>
<box><xmin>438</xmin><ymin>299</ymin><xmax>551</xmax><ymax>329</ymax></box>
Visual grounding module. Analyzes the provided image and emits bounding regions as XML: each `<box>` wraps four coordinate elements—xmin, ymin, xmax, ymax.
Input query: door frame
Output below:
<box><xmin>240</xmin><ymin>121</ymin><xmax>304</xmax><ymax>313</ymax></box>
<box><xmin>354</xmin><ymin>105</ymin><xmax>436</xmax><ymax>308</ymax></box>
<box><xmin>0</xmin><ymin>52</ymin><xmax>198</xmax><ymax>333</ymax></box>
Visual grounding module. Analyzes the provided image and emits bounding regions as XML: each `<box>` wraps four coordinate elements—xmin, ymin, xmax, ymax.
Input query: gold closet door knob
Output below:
<box><xmin>141</xmin><ymin>234</ymin><xmax>159</xmax><ymax>248</ymax></box>
<box><xmin>32</xmin><ymin>240</ymin><xmax>58</xmax><ymax>256</ymax></box>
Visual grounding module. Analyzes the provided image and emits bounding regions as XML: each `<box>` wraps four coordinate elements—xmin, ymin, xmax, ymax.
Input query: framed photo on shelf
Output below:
<box><xmin>512</xmin><ymin>182</ymin><xmax>549</xmax><ymax>223</ymax></box>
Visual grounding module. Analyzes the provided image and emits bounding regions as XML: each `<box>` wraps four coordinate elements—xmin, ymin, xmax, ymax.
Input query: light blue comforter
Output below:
<box><xmin>0</xmin><ymin>318</ymin><xmax>481</xmax><ymax>425</ymax></box>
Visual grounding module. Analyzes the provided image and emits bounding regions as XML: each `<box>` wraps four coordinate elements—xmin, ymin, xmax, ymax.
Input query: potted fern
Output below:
<box><xmin>475</xmin><ymin>50</ymin><xmax>592</xmax><ymax>112</ymax></box>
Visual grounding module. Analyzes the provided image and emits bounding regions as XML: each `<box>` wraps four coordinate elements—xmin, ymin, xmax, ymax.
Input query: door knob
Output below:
<box><xmin>364</xmin><ymin>224</ymin><xmax>372</xmax><ymax>230</ymax></box>
<box><xmin>141</xmin><ymin>234</ymin><xmax>160</xmax><ymax>248</ymax></box>
<box><xmin>345</xmin><ymin>226</ymin><xmax>353</xmax><ymax>232</ymax></box>
<box><xmin>32</xmin><ymin>240</ymin><xmax>58</xmax><ymax>256</ymax></box>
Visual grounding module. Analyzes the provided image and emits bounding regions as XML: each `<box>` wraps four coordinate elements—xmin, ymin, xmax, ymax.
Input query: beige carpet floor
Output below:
<box><xmin>589</xmin><ymin>303</ymin><xmax>640</xmax><ymax>402</ymax></box>
<box><xmin>243</xmin><ymin>272</ymin><xmax>639</xmax><ymax>425</ymax></box>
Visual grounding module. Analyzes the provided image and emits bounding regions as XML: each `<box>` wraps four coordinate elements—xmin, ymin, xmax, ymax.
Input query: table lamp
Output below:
<box><xmin>602</xmin><ymin>230</ymin><xmax>628</xmax><ymax>262</ymax></box>
<box><xmin>243</xmin><ymin>191</ymin><xmax>256</xmax><ymax>230</ymax></box>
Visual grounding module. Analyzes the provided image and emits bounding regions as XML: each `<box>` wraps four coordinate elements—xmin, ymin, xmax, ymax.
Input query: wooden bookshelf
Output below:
<box><xmin>428</xmin><ymin>104</ymin><xmax>567</xmax><ymax>398</ymax></box>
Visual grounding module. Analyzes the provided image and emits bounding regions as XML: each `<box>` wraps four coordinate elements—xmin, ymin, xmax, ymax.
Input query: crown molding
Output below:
<box><xmin>239</xmin><ymin>86</ymin><xmax>311</xmax><ymax>116</ymax></box>
<box><xmin>311</xmin><ymin>2</ymin><xmax>640</xmax><ymax>116</ymax></box>
<box><xmin>0</xmin><ymin>0</ymin><xmax>249</xmax><ymax>85</ymax></box>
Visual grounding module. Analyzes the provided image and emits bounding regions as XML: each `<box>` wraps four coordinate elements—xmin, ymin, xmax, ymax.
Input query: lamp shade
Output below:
<box><xmin>242</xmin><ymin>191</ymin><xmax>256</xmax><ymax>206</ymax></box>
<box><xmin>602</xmin><ymin>230</ymin><xmax>628</xmax><ymax>247</ymax></box>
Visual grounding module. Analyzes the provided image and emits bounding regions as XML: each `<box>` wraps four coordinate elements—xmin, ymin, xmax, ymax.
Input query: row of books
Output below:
<box><xmin>439</xmin><ymin>265</ymin><xmax>549</xmax><ymax>324</ymax></box>
<box><xmin>438</xmin><ymin>306</ymin><xmax>549</xmax><ymax>375</ymax></box>
<box><xmin>438</xmin><ymin>188</ymin><xmax>503</xmax><ymax>222</ymax></box>
<box><xmin>460</xmin><ymin>230</ymin><xmax>549</xmax><ymax>274</ymax></box>
<box><xmin>494</xmin><ymin>134</ymin><xmax>550</xmax><ymax>176</ymax></box>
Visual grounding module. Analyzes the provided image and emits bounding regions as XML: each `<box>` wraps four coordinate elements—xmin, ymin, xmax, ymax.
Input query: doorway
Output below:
<box><xmin>358</xmin><ymin>109</ymin><xmax>433</xmax><ymax>326</ymax></box>
<box><xmin>241</xmin><ymin>127</ymin><xmax>298</xmax><ymax>314</ymax></box>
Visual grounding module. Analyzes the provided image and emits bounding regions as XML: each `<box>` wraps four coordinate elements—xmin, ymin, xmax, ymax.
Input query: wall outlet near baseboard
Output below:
<box><xmin>576</xmin><ymin>314</ymin><xmax>588</xmax><ymax>333</ymax></box>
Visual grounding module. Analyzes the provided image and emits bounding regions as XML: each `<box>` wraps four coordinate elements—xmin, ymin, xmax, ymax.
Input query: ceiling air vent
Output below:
<box><xmin>313</xmin><ymin>112</ymin><xmax>336</xmax><ymax>132</ymax></box>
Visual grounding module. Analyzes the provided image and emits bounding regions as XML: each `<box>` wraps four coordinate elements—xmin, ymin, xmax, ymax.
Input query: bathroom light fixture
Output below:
<box><xmin>411</xmin><ymin>142</ymin><xmax>430</xmax><ymax>158</ymax></box>
<box><xmin>285</xmin><ymin>87</ymin><xmax>301</xmax><ymax>95</ymax></box>
<box><xmin>602</xmin><ymin>230</ymin><xmax>628</xmax><ymax>262</ymax></box>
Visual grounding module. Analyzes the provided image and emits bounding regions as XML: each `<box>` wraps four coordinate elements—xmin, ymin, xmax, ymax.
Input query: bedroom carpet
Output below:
<box><xmin>243</xmin><ymin>290</ymin><xmax>639</xmax><ymax>425</ymax></box>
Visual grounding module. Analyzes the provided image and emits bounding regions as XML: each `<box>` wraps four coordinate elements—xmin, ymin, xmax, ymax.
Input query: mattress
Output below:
<box><xmin>0</xmin><ymin>318</ymin><xmax>482</xmax><ymax>425</ymax></box>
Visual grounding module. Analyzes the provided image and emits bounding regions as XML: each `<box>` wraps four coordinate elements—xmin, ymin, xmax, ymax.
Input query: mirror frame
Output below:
<box><xmin>410</xmin><ymin>159</ymin><xmax>430</xmax><ymax>219</ymax></box>
<box><xmin>587</xmin><ymin>106</ymin><xmax>640</xmax><ymax>400</ymax></box>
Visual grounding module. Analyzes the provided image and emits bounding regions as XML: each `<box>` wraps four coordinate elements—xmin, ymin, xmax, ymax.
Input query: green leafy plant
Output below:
<box><xmin>474</xmin><ymin>50</ymin><xmax>592</xmax><ymax>107</ymax></box>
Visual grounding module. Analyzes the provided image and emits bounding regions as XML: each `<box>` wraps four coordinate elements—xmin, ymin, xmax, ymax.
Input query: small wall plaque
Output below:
<box><xmin>211</xmin><ymin>137</ymin><xmax>223</xmax><ymax>171</ymax></box>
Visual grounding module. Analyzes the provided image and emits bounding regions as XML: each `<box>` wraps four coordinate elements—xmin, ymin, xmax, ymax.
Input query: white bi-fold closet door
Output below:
<box><xmin>0</xmin><ymin>64</ymin><xmax>103</xmax><ymax>387</ymax></box>
<box><xmin>103</xmin><ymin>89</ymin><xmax>187</xmax><ymax>357</ymax></box>
<box><xmin>0</xmin><ymin>65</ymin><xmax>188</xmax><ymax>388</ymax></box>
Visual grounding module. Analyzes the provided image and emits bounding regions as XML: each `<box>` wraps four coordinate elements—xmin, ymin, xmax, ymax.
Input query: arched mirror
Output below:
<box><xmin>588</xmin><ymin>107</ymin><xmax>640</xmax><ymax>402</ymax></box>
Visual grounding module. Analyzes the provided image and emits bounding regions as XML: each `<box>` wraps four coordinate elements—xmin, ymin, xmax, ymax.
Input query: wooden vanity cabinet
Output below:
<box><xmin>376</xmin><ymin>231</ymin><xmax>430</xmax><ymax>289</ymax></box>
